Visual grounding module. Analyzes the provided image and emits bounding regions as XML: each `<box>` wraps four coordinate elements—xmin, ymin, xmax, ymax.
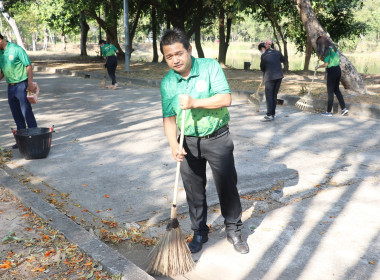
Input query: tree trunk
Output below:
<box><xmin>130</xmin><ymin>0</ymin><xmax>143</xmax><ymax>56</ymax></box>
<box><xmin>271</xmin><ymin>24</ymin><xmax>282</xmax><ymax>52</ymax></box>
<box><xmin>294</xmin><ymin>0</ymin><xmax>366</xmax><ymax>93</ymax></box>
<box><xmin>151</xmin><ymin>6</ymin><xmax>158</xmax><ymax>63</ymax></box>
<box><xmin>87</xmin><ymin>4</ymin><xmax>124</xmax><ymax>57</ymax></box>
<box><xmin>61</xmin><ymin>34</ymin><xmax>66</xmax><ymax>51</ymax></box>
<box><xmin>274</xmin><ymin>21</ymin><xmax>289</xmax><ymax>71</ymax></box>
<box><xmin>79</xmin><ymin>11</ymin><xmax>89</xmax><ymax>56</ymax></box>
<box><xmin>194</xmin><ymin>0</ymin><xmax>205</xmax><ymax>58</ymax></box>
<box><xmin>269</xmin><ymin>17</ymin><xmax>289</xmax><ymax>71</ymax></box>
<box><xmin>218</xmin><ymin>6</ymin><xmax>227</xmax><ymax>66</ymax></box>
<box><xmin>32</xmin><ymin>33</ymin><xmax>36</xmax><ymax>51</ymax></box>
<box><xmin>93</xmin><ymin>16</ymin><xmax>124</xmax><ymax>57</ymax></box>
<box><xmin>161</xmin><ymin>13</ymin><xmax>170</xmax><ymax>63</ymax></box>
<box><xmin>48</xmin><ymin>29</ymin><xmax>56</xmax><ymax>51</ymax></box>
<box><xmin>304</xmin><ymin>34</ymin><xmax>312</xmax><ymax>70</ymax></box>
<box><xmin>43</xmin><ymin>26</ymin><xmax>48</xmax><ymax>51</ymax></box>
<box><xmin>0</xmin><ymin>1</ymin><xmax>24</xmax><ymax>49</ymax></box>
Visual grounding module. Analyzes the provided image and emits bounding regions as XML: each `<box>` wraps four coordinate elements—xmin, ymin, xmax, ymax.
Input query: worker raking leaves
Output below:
<box><xmin>147</xmin><ymin>28</ymin><xmax>249</xmax><ymax>276</ymax></box>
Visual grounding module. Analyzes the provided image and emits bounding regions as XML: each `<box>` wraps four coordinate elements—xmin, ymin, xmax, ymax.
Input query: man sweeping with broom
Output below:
<box><xmin>148</xmin><ymin>28</ymin><xmax>249</xmax><ymax>275</ymax></box>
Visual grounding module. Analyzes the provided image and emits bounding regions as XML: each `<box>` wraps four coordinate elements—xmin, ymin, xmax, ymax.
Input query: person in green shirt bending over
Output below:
<box><xmin>160</xmin><ymin>28</ymin><xmax>249</xmax><ymax>255</ymax></box>
<box><xmin>99</xmin><ymin>40</ymin><xmax>119</xmax><ymax>89</ymax></box>
<box><xmin>315</xmin><ymin>36</ymin><xmax>348</xmax><ymax>116</ymax></box>
<box><xmin>0</xmin><ymin>33</ymin><xmax>38</xmax><ymax>149</ymax></box>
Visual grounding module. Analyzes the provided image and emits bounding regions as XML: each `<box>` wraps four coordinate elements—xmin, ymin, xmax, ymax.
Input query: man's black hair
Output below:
<box><xmin>99</xmin><ymin>39</ymin><xmax>106</xmax><ymax>45</ymax></box>
<box><xmin>0</xmin><ymin>34</ymin><xmax>3</xmax><ymax>39</ymax></box>
<box><xmin>160</xmin><ymin>28</ymin><xmax>190</xmax><ymax>54</ymax></box>
<box><xmin>258</xmin><ymin>42</ymin><xmax>265</xmax><ymax>51</ymax></box>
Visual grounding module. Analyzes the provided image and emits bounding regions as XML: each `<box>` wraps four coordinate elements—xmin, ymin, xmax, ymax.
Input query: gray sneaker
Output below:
<box><xmin>261</xmin><ymin>115</ymin><xmax>274</xmax><ymax>122</ymax></box>
<box><xmin>341</xmin><ymin>108</ymin><xmax>349</xmax><ymax>116</ymax></box>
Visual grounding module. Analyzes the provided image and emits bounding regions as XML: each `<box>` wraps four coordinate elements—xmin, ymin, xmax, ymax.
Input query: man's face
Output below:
<box><xmin>162</xmin><ymin>42</ymin><xmax>192</xmax><ymax>77</ymax></box>
<box><xmin>260</xmin><ymin>47</ymin><xmax>266</xmax><ymax>54</ymax></box>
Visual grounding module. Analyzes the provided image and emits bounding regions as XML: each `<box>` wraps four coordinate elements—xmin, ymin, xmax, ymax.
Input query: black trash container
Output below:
<box><xmin>244</xmin><ymin>62</ymin><xmax>251</xmax><ymax>70</ymax></box>
<box><xmin>12</xmin><ymin>127</ymin><xmax>53</xmax><ymax>160</ymax></box>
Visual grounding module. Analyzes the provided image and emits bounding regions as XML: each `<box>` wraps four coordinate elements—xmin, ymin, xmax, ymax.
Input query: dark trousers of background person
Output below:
<box><xmin>8</xmin><ymin>80</ymin><xmax>37</xmax><ymax>130</ymax></box>
<box><xmin>106</xmin><ymin>55</ymin><xmax>117</xmax><ymax>85</ymax></box>
<box><xmin>180</xmin><ymin>129</ymin><xmax>243</xmax><ymax>237</ymax></box>
<box><xmin>326</xmin><ymin>66</ymin><xmax>345</xmax><ymax>113</ymax></box>
<box><xmin>265</xmin><ymin>78</ymin><xmax>282</xmax><ymax>116</ymax></box>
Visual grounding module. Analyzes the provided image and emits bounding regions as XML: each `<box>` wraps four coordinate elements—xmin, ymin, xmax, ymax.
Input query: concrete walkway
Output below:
<box><xmin>0</xmin><ymin>72</ymin><xmax>379</xmax><ymax>279</ymax></box>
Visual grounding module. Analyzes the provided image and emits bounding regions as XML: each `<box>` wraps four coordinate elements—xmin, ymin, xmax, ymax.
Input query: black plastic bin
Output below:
<box><xmin>12</xmin><ymin>127</ymin><xmax>53</xmax><ymax>160</ymax></box>
<box><xmin>244</xmin><ymin>61</ymin><xmax>251</xmax><ymax>70</ymax></box>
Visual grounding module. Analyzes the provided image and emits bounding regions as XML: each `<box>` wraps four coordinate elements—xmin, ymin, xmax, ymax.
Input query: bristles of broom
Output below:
<box><xmin>248</xmin><ymin>79</ymin><xmax>262</xmax><ymax>108</ymax></box>
<box><xmin>147</xmin><ymin>109</ymin><xmax>195</xmax><ymax>276</ymax></box>
<box><xmin>295</xmin><ymin>64</ymin><xmax>318</xmax><ymax>112</ymax></box>
<box><xmin>100</xmin><ymin>76</ymin><xmax>106</xmax><ymax>88</ymax></box>
<box><xmin>147</xmin><ymin>217</ymin><xmax>195</xmax><ymax>276</ymax></box>
<box><xmin>295</xmin><ymin>96</ymin><xmax>314</xmax><ymax>112</ymax></box>
<box><xmin>248</xmin><ymin>93</ymin><xmax>260</xmax><ymax>107</ymax></box>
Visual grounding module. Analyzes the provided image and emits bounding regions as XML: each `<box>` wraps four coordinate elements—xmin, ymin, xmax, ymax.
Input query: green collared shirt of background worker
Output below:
<box><xmin>0</xmin><ymin>41</ymin><xmax>36</xmax><ymax>92</ymax></box>
<box><xmin>101</xmin><ymin>43</ymin><xmax>118</xmax><ymax>57</ymax></box>
<box><xmin>315</xmin><ymin>46</ymin><xmax>340</xmax><ymax>70</ymax></box>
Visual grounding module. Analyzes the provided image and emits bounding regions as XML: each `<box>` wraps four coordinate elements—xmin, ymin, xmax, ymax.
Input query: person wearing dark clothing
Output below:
<box><xmin>160</xmin><ymin>28</ymin><xmax>249</xmax><ymax>255</ymax></box>
<box><xmin>99</xmin><ymin>40</ymin><xmax>119</xmax><ymax>89</ymax></box>
<box><xmin>315</xmin><ymin>36</ymin><xmax>348</xmax><ymax>116</ymax></box>
<box><xmin>0</xmin><ymin>34</ymin><xmax>38</xmax><ymax>149</ymax></box>
<box><xmin>259</xmin><ymin>40</ymin><xmax>286</xmax><ymax>122</ymax></box>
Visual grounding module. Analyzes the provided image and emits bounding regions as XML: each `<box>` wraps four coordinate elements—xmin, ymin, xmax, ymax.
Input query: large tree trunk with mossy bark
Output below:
<box><xmin>294</xmin><ymin>0</ymin><xmax>366</xmax><ymax>94</ymax></box>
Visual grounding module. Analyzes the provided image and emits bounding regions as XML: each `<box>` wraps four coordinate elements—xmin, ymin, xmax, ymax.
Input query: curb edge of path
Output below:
<box><xmin>33</xmin><ymin>65</ymin><xmax>380</xmax><ymax>120</ymax></box>
<box><xmin>0</xmin><ymin>168</ymin><xmax>154</xmax><ymax>280</ymax></box>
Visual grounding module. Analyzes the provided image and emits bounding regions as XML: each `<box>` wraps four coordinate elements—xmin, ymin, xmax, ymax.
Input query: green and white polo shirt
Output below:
<box><xmin>324</xmin><ymin>47</ymin><xmax>340</xmax><ymax>68</ymax></box>
<box><xmin>161</xmin><ymin>57</ymin><xmax>231</xmax><ymax>137</ymax></box>
<box><xmin>101</xmin><ymin>44</ymin><xmax>118</xmax><ymax>57</ymax></box>
<box><xmin>0</xmin><ymin>42</ymin><xmax>31</xmax><ymax>84</ymax></box>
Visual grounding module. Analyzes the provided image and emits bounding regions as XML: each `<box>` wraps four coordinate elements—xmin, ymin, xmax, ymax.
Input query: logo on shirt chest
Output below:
<box><xmin>195</xmin><ymin>80</ymin><xmax>207</xmax><ymax>92</ymax></box>
<box><xmin>8</xmin><ymin>55</ymin><xmax>14</xmax><ymax>61</ymax></box>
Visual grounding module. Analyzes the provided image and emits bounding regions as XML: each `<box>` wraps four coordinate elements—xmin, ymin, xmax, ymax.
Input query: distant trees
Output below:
<box><xmin>0</xmin><ymin>0</ymin><xmax>375</xmax><ymax>93</ymax></box>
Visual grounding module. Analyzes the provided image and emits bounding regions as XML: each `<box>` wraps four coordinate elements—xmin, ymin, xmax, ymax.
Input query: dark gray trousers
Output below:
<box><xmin>265</xmin><ymin>78</ymin><xmax>282</xmax><ymax>116</ymax></box>
<box><xmin>180</xmin><ymin>129</ymin><xmax>243</xmax><ymax>236</ymax></box>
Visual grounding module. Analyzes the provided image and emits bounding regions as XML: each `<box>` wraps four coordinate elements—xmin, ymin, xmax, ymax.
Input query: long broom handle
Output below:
<box><xmin>170</xmin><ymin>109</ymin><xmax>186</xmax><ymax>219</ymax></box>
<box><xmin>255</xmin><ymin>79</ymin><xmax>263</xmax><ymax>97</ymax></box>
<box><xmin>307</xmin><ymin>64</ymin><xmax>319</xmax><ymax>97</ymax></box>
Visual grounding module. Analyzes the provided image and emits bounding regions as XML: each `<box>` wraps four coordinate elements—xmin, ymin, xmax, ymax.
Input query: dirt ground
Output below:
<box><xmin>28</xmin><ymin>49</ymin><xmax>380</xmax><ymax>106</ymax></box>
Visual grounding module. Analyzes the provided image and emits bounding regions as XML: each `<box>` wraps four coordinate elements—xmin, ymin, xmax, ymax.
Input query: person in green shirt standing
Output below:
<box><xmin>99</xmin><ymin>40</ymin><xmax>119</xmax><ymax>89</ymax></box>
<box><xmin>0</xmin><ymin>33</ymin><xmax>38</xmax><ymax>149</ymax></box>
<box><xmin>160</xmin><ymin>28</ymin><xmax>249</xmax><ymax>255</ymax></box>
<box><xmin>315</xmin><ymin>36</ymin><xmax>348</xmax><ymax>116</ymax></box>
